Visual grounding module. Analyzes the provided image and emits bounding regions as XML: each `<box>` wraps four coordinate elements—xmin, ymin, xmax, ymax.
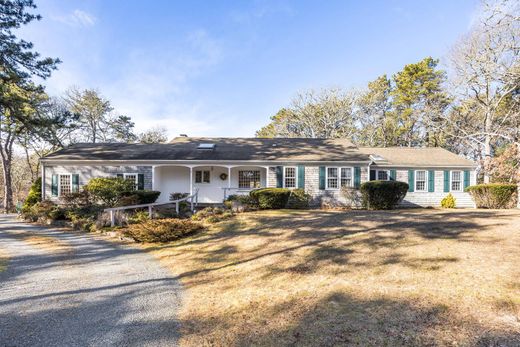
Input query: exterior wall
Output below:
<box><xmin>393</xmin><ymin>168</ymin><xmax>476</xmax><ymax>208</ymax></box>
<box><xmin>43</xmin><ymin>165</ymin><xmax>152</xmax><ymax>201</ymax></box>
<box><xmin>154</xmin><ymin>166</ymin><xmax>190</xmax><ymax>203</ymax></box>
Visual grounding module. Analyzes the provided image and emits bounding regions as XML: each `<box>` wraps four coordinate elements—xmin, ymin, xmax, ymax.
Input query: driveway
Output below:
<box><xmin>0</xmin><ymin>215</ymin><xmax>181</xmax><ymax>347</ymax></box>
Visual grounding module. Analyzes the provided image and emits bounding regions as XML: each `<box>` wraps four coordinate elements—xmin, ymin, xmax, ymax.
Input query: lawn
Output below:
<box><xmin>143</xmin><ymin>209</ymin><xmax>520</xmax><ymax>346</ymax></box>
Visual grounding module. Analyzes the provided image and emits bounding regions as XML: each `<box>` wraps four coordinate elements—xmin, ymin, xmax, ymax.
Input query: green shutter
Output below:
<box><xmin>51</xmin><ymin>174</ymin><xmax>58</xmax><ymax>197</ymax></box>
<box><xmin>408</xmin><ymin>170</ymin><xmax>414</xmax><ymax>192</ymax></box>
<box><xmin>137</xmin><ymin>173</ymin><xmax>145</xmax><ymax>190</ymax></box>
<box><xmin>428</xmin><ymin>170</ymin><xmax>435</xmax><ymax>192</ymax></box>
<box><xmin>72</xmin><ymin>174</ymin><xmax>80</xmax><ymax>193</ymax></box>
<box><xmin>390</xmin><ymin>169</ymin><xmax>396</xmax><ymax>181</ymax></box>
<box><xmin>444</xmin><ymin>170</ymin><xmax>450</xmax><ymax>192</ymax></box>
<box><xmin>276</xmin><ymin>166</ymin><xmax>283</xmax><ymax>188</ymax></box>
<box><xmin>319</xmin><ymin>166</ymin><xmax>326</xmax><ymax>190</ymax></box>
<box><xmin>354</xmin><ymin>167</ymin><xmax>361</xmax><ymax>188</ymax></box>
<box><xmin>297</xmin><ymin>165</ymin><xmax>305</xmax><ymax>189</ymax></box>
<box><xmin>463</xmin><ymin>170</ymin><xmax>470</xmax><ymax>190</ymax></box>
<box><xmin>370</xmin><ymin>170</ymin><xmax>376</xmax><ymax>181</ymax></box>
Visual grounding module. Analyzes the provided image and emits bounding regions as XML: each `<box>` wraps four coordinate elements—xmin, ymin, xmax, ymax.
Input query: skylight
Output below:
<box><xmin>370</xmin><ymin>154</ymin><xmax>386</xmax><ymax>161</ymax></box>
<box><xmin>197</xmin><ymin>143</ymin><xmax>215</xmax><ymax>150</ymax></box>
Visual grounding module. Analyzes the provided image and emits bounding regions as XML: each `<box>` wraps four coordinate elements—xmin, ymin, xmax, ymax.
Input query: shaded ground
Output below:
<box><xmin>144</xmin><ymin>209</ymin><xmax>520</xmax><ymax>347</ymax></box>
<box><xmin>0</xmin><ymin>214</ymin><xmax>181</xmax><ymax>347</ymax></box>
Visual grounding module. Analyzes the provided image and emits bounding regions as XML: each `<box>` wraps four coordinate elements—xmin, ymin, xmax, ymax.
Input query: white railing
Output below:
<box><xmin>104</xmin><ymin>189</ymin><xmax>199</xmax><ymax>227</ymax></box>
<box><xmin>222</xmin><ymin>187</ymin><xmax>263</xmax><ymax>200</ymax></box>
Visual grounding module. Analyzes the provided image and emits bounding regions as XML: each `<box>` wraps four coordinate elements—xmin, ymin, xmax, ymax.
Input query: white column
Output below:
<box><xmin>41</xmin><ymin>164</ymin><xmax>46</xmax><ymax>200</ymax></box>
<box><xmin>189</xmin><ymin>167</ymin><xmax>193</xmax><ymax>195</ymax></box>
<box><xmin>227</xmin><ymin>167</ymin><xmax>231</xmax><ymax>188</ymax></box>
<box><xmin>151</xmin><ymin>165</ymin><xmax>155</xmax><ymax>190</ymax></box>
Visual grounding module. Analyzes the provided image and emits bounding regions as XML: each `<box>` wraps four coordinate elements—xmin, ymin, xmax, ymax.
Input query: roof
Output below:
<box><xmin>42</xmin><ymin>137</ymin><xmax>370</xmax><ymax>162</ymax></box>
<box><xmin>359</xmin><ymin>147</ymin><xmax>476</xmax><ymax>167</ymax></box>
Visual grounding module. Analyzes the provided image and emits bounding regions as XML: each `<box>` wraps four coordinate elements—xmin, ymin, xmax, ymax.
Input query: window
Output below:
<box><xmin>327</xmin><ymin>167</ymin><xmax>338</xmax><ymax>189</ymax></box>
<box><xmin>377</xmin><ymin>170</ymin><xmax>389</xmax><ymax>181</ymax></box>
<box><xmin>415</xmin><ymin>170</ymin><xmax>427</xmax><ymax>192</ymax></box>
<box><xmin>451</xmin><ymin>171</ymin><xmax>462</xmax><ymax>191</ymax></box>
<box><xmin>238</xmin><ymin>170</ymin><xmax>261</xmax><ymax>189</ymax></box>
<box><xmin>340</xmin><ymin>168</ymin><xmax>352</xmax><ymax>187</ymax></box>
<box><xmin>326</xmin><ymin>167</ymin><xmax>353</xmax><ymax>189</ymax></box>
<box><xmin>284</xmin><ymin>167</ymin><xmax>297</xmax><ymax>188</ymax></box>
<box><xmin>195</xmin><ymin>170</ymin><xmax>210</xmax><ymax>183</ymax></box>
<box><xmin>122</xmin><ymin>173</ymin><xmax>138</xmax><ymax>190</ymax></box>
<box><xmin>59</xmin><ymin>174</ymin><xmax>71</xmax><ymax>196</ymax></box>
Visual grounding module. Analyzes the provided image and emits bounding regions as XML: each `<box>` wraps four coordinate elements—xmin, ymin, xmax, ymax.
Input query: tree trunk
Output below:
<box><xmin>1</xmin><ymin>157</ymin><xmax>13</xmax><ymax>213</ymax></box>
<box><xmin>483</xmin><ymin>111</ymin><xmax>493</xmax><ymax>183</ymax></box>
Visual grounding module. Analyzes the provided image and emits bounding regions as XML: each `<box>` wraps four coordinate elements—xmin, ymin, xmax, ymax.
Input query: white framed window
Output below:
<box><xmin>415</xmin><ymin>170</ymin><xmax>427</xmax><ymax>192</ymax></box>
<box><xmin>326</xmin><ymin>167</ymin><xmax>338</xmax><ymax>189</ymax></box>
<box><xmin>195</xmin><ymin>170</ymin><xmax>210</xmax><ymax>184</ymax></box>
<box><xmin>59</xmin><ymin>174</ymin><xmax>71</xmax><ymax>196</ymax></box>
<box><xmin>123</xmin><ymin>173</ymin><xmax>138</xmax><ymax>190</ymax></box>
<box><xmin>327</xmin><ymin>167</ymin><xmax>353</xmax><ymax>189</ymax></box>
<box><xmin>340</xmin><ymin>167</ymin><xmax>353</xmax><ymax>187</ymax></box>
<box><xmin>239</xmin><ymin>170</ymin><xmax>261</xmax><ymax>189</ymax></box>
<box><xmin>284</xmin><ymin>167</ymin><xmax>297</xmax><ymax>188</ymax></box>
<box><xmin>377</xmin><ymin>170</ymin><xmax>390</xmax><ymax>181</ymax></box>
<box><xmin>451</xmin><ymin>170</ymin><xmax>462</xmax><ymax>192</ymax></box>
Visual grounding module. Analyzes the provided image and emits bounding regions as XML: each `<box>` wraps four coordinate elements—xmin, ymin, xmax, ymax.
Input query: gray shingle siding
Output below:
<box><xmin>43</xmin><ymin>165</ymin><xmax>153</xmax><ymax>201</ymax></box>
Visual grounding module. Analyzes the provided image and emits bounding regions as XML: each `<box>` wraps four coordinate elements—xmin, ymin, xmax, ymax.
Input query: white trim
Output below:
<box><xmin>450</xmin><ymin>170</ymin><xmax>463</xmax><ymax>192</ymax></box>
<box><xmin>375</xmin><ymin>169</ymin><xmax>390</xmax><ymax>181</ymax></box>
<box><xmin>283</xmin><ymin>166</ymin><xmax>298</xmax><ymax>189</ymax></box>
<box><xmin>414</xmin><ymin>170</ymin><xmax>428</xmax><ymax>192</ymax></box>
<box><xmin>193</xmin><ymin>169</ymin><xmax>211</xmax><ymax>184</ymax></box>
<box><xmin>122</xmin><ymin>173</ymin><xmax>138</xmax><ymax>184</ymax></box>
<box><xmin>325</xmin><ymin>166</ymin><xmax>354</xmax><ymax>190</ymax></box>
<box><xmin>58</xmin><ymin>173</ymin><xmax>73</xmax><ymax>197</ymax></box>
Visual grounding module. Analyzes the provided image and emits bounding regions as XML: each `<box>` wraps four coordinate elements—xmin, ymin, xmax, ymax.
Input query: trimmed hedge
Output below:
<box><xmin>466</xmin><ymin>183</ymin><xmax>517</xmax><ymax>209</ymax></box>
<box><xmin>120</xmin><ymin>190</ymin><xmax>161</xmax><ymax>205</ymax></box>
<box><xmin>360</xmin><ymin>180</ymin><xmax>409</xmax><ymax>210</ymax></box>
<box><xmin>286</xmin><ymin>189</ymin><xmax>311</xmax><ymax>209</ymax></box>
<box><xmin>250</xmin><ymin>188</ymin><xmax>291</xmax><ymax>209</ymax></box>
<box><xmin>125</xmin><ymin>218</ymin><xmax>204</xmax><ymax>242</ymax></box>
<box><xmin>22</xmin><ymin>178</ymin><xmax>42</xmax><ymax>212</ymax></box>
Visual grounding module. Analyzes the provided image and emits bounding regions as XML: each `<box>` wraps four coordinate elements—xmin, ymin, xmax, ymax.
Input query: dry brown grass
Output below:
<box><xmin>142</xmin><ymin>209</ymin><xmax>520</xmax><ymax>346</ymax></box>
<box><xmin>21</xmin><ymin>235</ymin><xmax>72</xmax><ymax>253</ymax></box>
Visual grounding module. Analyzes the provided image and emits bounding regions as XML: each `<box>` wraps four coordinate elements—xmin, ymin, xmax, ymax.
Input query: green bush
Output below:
<box><xmin>60</xmin><ymin>190</ymin><xmax>93</xmax><ymax>207</ymax></box>
<box><xmin>192</xmin><ymin>207</ymin><xmax>234</xmax><ymax>223</ymax></box>
<box><xmin>66</xmin><ymin>205</ymin><xmax>106</xmax><ymax>232</ymax></box>
<box><xmin>360</xmin><ymin>181</ymin><xmax>409</xmax><ymax>210</ymax></box>
<box><xmin>22</xmin><ymin>178</ymin><xmax>42</xmax><ymax>212</ymax></box>
<box><xmin>22</xmin><ymin>200</ymin><xmax>66</xmax><ymax>222</ymax></box>
<box><xmin>466</xmin><ymin>183</ymin><xmax>517</xmax><ymax>209</ymax></box>
<box><xmin>128</xmin><ymin>210</ymin><xmax>150</xmax><ymax>224</ymax></box>
<box><xmin>441</xmin><ymin>193</ymin><xmax>456</xmax><ymax>208</ymax></box>
<box><xmin>84</xmin><ymin>177</ymin><xmax>136</xmax><ymax>206</ymax></box>
<box><xmin>285</xmin><ymin>188</ymin><xmax>311</xmax><ymax>209</ymax></box>
<box><xmin>121</xmin><ymin>190</ymin><xmax>161</xmax><ymax>205</ymax></box>
<box><xmin>125</xmin><ymin>218</ymin><xmax>204</xmax><ymax>242</ymax></box>
<box><xmin>224</xmin><ymin>194</ymin><xmax>259</xmax><ymax>211</ymax></box>
<box><xmin>250</xmin><ymin>188</ymin><xmax>291</xmax><ymax>209</ymax></box>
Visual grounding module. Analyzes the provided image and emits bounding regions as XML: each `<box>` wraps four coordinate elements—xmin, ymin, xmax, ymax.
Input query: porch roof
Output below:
<box><xmin>42</xmin><ymin>137</ymin><xmax>371</xmax><ymax>162</ymax></box>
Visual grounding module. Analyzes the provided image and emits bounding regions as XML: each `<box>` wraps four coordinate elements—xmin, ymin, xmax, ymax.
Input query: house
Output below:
<box><xmin>40</xmin><ymin>137</ymin><xmax>477</xmax><ymax>207</ymax></box>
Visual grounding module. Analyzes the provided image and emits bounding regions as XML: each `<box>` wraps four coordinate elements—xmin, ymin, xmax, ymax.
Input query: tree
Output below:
<box><xmin>355</xmin><ymin>75</ymin><xmax>396</xmax><ymax>146</ymax></box>
<box><xmin>391</xmin><ymin>57</ymin><xmax>450</xmax><ymax>147</ymax></box>
<box><xmin>0</xmin><ymin>0</ymin><xmax>60</xmax><ymax>212</ymax></box>
<box><xmin>138</xmin><ymin>126</ymin><xmax>169</xmax><ymax>143</ymax></box>
<box><xmin>256</xmin><ymin>88</ymin><xmax>357</xmax><ymax>138</ymax></box>
<box><xmin>446</xmin><ymin>0</ymin><xmax>520</xmax><ymax>182</ymax></box>
<box><xmin>65</xmin><ymin>88</ymin><xmax>136</xmax><ymax>143</ymax></box>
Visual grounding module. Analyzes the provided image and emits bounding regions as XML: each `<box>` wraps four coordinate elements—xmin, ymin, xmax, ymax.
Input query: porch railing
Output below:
<box><xmin>104</xmin><ymin>189</ymin><xmax>199</xmax><ymax>227</ymax></box>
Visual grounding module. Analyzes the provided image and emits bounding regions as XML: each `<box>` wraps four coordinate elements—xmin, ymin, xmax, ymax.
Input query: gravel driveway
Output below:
<box><xmin>0</xmin><ymin>214</ymin><xmax>181</xmax><ymax>347</ymax></box>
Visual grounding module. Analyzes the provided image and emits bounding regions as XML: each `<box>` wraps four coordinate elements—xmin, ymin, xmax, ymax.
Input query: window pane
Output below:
<box><xmin>195</xmin><ymin>171</ymin><xmax>202</xmax><ymax>183</ymax></box>
<box><xmin>415</xmin><ymin>171</ymin><xmax>426</xmax><ymax>191</ymax></box>
<box><xmin>239</xmin><ymin>170</ymin><xmax>261</xmax><ymax>189</ymax></box>
<box><xmin>340</xmin><ymin>168</ymin><xmax>352</xmax><ymax>187</ymax></box>
<box><xmin>285</xmin><ymin>167</ymin><xmax>296</xmax><ymax>188</ymax></box>
<box><xmin>203</xmin><ymin>170</ymin><xmax>210</xmax><ymax>183</ymax></box>
<box><xmin>451</xmin><ymin>171</ymin><xmax>461</xmax><ymax>191</ymax></box>
<box><xmin>327</xmin><ymin>168</ymin><xmax>338</xmax><ymax>178</ymax></box>
<box><xmin>377</xmin><ymin>171</ymin><xmax>388</xmax><ymax>180</ymax></box>
<box><xmin>59</xmin><ymin>175</ymin><xmax>71</xmax><ymax>196</ymax></box>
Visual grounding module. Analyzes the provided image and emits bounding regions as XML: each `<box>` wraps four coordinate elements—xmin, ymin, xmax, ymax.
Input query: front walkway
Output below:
<box><xmin>0</xmin><ymin>215</ymin><xmax>181</xmax><ymax>347</ymax></box>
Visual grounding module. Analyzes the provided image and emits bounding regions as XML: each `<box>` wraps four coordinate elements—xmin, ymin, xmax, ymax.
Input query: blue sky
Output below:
<box><xmin>22</xmin><ymin>0</ymin><xmax>478</xmax><ymax>137</ymax></box>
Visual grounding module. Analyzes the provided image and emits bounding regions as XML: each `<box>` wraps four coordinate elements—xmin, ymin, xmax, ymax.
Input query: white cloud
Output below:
<box><xmin>52</xmin><ymin>9</ymin><xmax>96</xmax><ymax>28</ymax></box>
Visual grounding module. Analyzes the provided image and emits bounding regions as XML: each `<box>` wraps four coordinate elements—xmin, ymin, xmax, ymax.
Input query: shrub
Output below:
<box><xmin>340</xmin><ymin>186</ymin><xmax>362</xmax><ymax>208</ymax></box>
<box><xmin>192</xmin><ymin>207</ymin><xmax>234</xmax><ymax>223</ymax></box>
<box><xmin>466</xmin><ymin>183</ymin><xmax>517</xmax><ymax>209</ymax></box>
<box><xmin>441</xmin><ymin>193</ymin><xmax>456</xmax><ymax>208</ymax></box>
<box><xmin>125</xmin><ymin>218</ymin><xmax>204</xmax><ymax>242</ymax></box>
<box><xmin>121</xmin><ymin>190</ymin><xmax>161</xmax><ymax>205</ymax></box>
<box><xmin>66</xmin><ymin>205</ymin><xmax>105</xmax><ymax>232</ymax></box>
<box><xmin>22</xmin><ymin>178</ymin><xmax>41</xmax><ymax>212</ymax></box>
<box><xmin>250</xmin><ymin>188</ymin><xmax>291</xmax><ymax>209</ymax></box>
<box><xmin>170</xmin><ymin>192</ymin><xmax>189</xmax><ymax>201</ymax></box>
<box><xmin>60</xmin><ymin>190</ymin><xmax>93</xmax><ymax>207</ymax></box>
<box><xmin>22</xmin><ymin>200</ymin><xmax>66</xmax><ymax>222</ymax></box>
<box><xmin>224</xmin><ymin>194</ymin><xmax>258</xmax><ymax>212</ymax></box>
<box><xmin>128</xmin><ymin>210</ymin><xmax>150</xmax><ymax>224</ymax></box>
<box><xmin>84</xmin><ymin>177</ymin><xmax>136</xmax><ymax>206</ymax></box>
<box><xmin>285</xmin><ymin>189</ymin><xmax>311</xmax><ymax>209</ymax></box>
<box><xmin>360</xmin><ymin>181</ymin><xmax>409</xmax><ymax>210</ymax></box>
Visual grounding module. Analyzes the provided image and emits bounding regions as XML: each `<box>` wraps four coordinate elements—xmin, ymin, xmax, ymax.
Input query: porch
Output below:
<box><xmin>152</xmin><ymin>165</ymin><xmax>269</xmax><ymax>203</ymax></box>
